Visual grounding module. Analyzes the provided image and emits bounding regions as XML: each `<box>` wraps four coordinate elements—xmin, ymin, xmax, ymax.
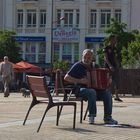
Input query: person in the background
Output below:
<box><xmin>0</xmin><ymin>56</ymin><xmax>14</xmax><ymax>97</ymax></box>
<box><xmin>64</xmin><ymin>49</ymin><xmax>118</xmax><ymax>125</ymax></box>
<box><xmin>103</xmin><ymin>35</ymin><xmax>123</xmax><ymax>102</ymax></box>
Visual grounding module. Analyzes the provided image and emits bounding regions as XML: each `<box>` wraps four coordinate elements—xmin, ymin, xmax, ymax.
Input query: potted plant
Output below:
<box><xmin>53</xmin><ymin>60</ymin><xmax>70</xmax><ymax>74</ymax></box>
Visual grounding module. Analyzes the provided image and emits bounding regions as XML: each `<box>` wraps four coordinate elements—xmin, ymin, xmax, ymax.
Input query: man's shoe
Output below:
<box><xmin>89</xmin><ymin>116</ymin><xmax>94</xmax><ymax>124</ymax></box>
<box><xmin>114</xmin><ymin>98</ymin><xmax>123</xmax><ymax>102</ymax></box>
<box><xmin>4</xmin><ymin>94</ymin><xmax>9</xmax><ymax>97</ymax></box>
<box><xmin>104</xmin><ymin>118</ymin><xmax>118</xmax><ymax>125</ymax></box>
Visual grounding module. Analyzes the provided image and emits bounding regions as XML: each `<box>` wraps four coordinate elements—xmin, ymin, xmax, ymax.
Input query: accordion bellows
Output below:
<box><xmin>87</xmin><ymin>68</ymin><xmax>110</xmax><ymax>90</ymax></box>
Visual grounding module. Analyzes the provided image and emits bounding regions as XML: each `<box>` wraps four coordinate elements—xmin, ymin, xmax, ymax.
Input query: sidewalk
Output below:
<box><xmin>0</xmin><ymin>93</ymin><xmax>140</xmax><ymax>140</ymax></box>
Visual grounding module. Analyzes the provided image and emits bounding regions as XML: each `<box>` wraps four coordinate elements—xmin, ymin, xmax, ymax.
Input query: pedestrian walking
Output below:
<box><xmin>0</xmin><ymin>56</ymin><xmax>14</xmax><ymax>97</ymax></box>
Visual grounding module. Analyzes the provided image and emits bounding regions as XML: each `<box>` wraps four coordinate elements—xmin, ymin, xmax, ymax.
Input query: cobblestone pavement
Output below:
<box><xmin>0</xmin><ymin>93</ymin><xmax>140</xmax><ymax>140</ymax></box>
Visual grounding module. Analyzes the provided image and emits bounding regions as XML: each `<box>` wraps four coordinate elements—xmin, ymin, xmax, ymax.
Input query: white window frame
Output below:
<box><xmin>17</xmin><ymin>9</ymin><xmax>23</xmax><ymax>27</ymax></box>
<box><xmin>39</xmin><ymin>9</ymin><xmax>46</xmax><ymax>27</ymax></box>
<box><xmin>100</xmin><ymin>9</ymin><xmax>111</xmax><ymax>28</ymax></box>
<box><xmin>90</xmin><ymin>9</ymin><xmax>97</xmax><ymax>28</ymax></box>
<box><xmin>114</xmin><ymin>9</ymin><xmax>121</xmax><ymax>23</ymax></box>
<box><xmin>56</xmin><ymin>9</ymin><xmax>79</xmax><ymax>27</ymax></box>
<box><xmin>26</xmin><ymin>9</ymin><xmax>36</xmax><ymax>27</ymax></box>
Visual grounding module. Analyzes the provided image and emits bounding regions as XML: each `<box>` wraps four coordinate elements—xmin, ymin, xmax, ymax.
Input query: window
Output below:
<box><xmin>39</xmin><ymin>10</ymin><xmax>46</xmax><ymax>27</ymax></box>
<box><xmin>25</xmin><ymin>54</ymin><xmax>36</xmax><ymax>62</ymax></box>
<box><xmin>74</xmin><ymin>43</ymin><xmax>79</xmax><ymax>62</ymax></box>
<box><xmin>64</xmin><ymin>10</ymin><xmax>73</xmax><ymax>27</ymax></box>
<box><xmin>90</xmin><ymin>9</ymin><xmax>97</xmax><ymax>28</ymax></box>
<box><xmin>57</xmin><ymin>9</ymin><xmax>79</xmax><ymax>27</ymax></box>
<box><xmin>114</xmin><ymin>9</ymin><xmax>121</xmax><ymax>22</ymax></box>
<box><xmin>54</xmin><ymin>43</ymin><xmax>60</xmax><ymax>61</ymax></box>
<box><xmin>54</xmin><ymin>43</ymin><xmax>79</xmax><ymax>63</ymax></box>
<box><xmin>61</xmin><ymin>0</ymin><xmax>74</xmax><ymax>1</ymax></box>
<box><xmin>100</xmin><ymin>9</ymin><xmax>111</xmax><ymax>28</ymax></box>
<box><xmin>38</xmin><ymin>42</ymin><xmax>46</xmax><ymax>63</ymax></box>
<box><xmin>17</xmin><ymin>9</ymin><xmax>23</xmax><ymax>27</ymax></box>
<box><xmin>76</xmin><ymin>10</ymin><xmax>79</xmax><ymax>27</ymax></box>
<box><xmin>62</xmin><ymin>43</ymin><xmax>72</xmax><ymax>61</ymax></box>
<box><xmin>25</xmin><ymin>42</ymin><xmax>36</xmax><ymax>62</ymax></box>
<box><xmin>25</xmin><ymin>42</ymin><xmax>36</xmax><ymax>53</ymax></box>
<box><xmin>26</xmin><ymin>9</ymin><xmax>36</xmax><ymax>27</ymax></box>
<box><xmin>39</xmin><ymin>42</ymin><xmax>46</xmax><ymax>53</ymax></box>
<box><xmin>38</xmin><ymin>54</ymin><xmax>45</xmax><ymax>63</ymax></box>
<box><xmin>96</xmin><ymin>0</ymin><xmax>112</xmax><ymax>1</ymax></box>
<box><xmin>17</xmin><ymin>0</ymin><xmax>38</xmax><ymax>1</ymax></box>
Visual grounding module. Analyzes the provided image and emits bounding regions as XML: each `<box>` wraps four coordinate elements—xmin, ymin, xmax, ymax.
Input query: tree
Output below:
<box><xmin>121</xmin><ymin>33</ymin><xmax>140</xmax><ymax>68</ymax></box>
<box><xmin>0</xmin><ymin>29</ymin><xmax>21</xmax><ymax>63</ymax></box>
<box><xmin>104</xmin><ymin>18</ymin><xmax>139</xmax><ymax>68</ymax></box>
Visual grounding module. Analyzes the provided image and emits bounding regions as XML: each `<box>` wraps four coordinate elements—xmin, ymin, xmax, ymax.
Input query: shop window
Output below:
<box><xmin>39</xmin><ymin>42</ymin><xmax>46</xmax><ymax>53</ymax></box>
<box><xmin>25</xmin><ymin>54</ymin><xmax>36</xmax><ymax>62</ymax></box>
<box><xmin>62</xmin><ymin>43</ymin><xmax>72</xmax><ymax>61</ymax></box>
<box><xmin>54</xmin><ymin>43</ymin><xmax>60</xmax><ymax>61</ymax></box>
<box><xmin>74</xmin><ymin>43</ymin><xmax>79</xmax><ymax>62</ymax></box>
<box><xmin>38</xmin><ymin>54</ymin><xmax>45</xmax><ymax>63</ymax></box>
<box><xmin>25</xmin><ymin>42</ymin><xmax>36</xmax><ymax>62</ymax></box>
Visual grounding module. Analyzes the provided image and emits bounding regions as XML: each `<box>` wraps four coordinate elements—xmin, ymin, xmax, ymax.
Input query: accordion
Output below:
<box><xmin>87</xmin><ymin>68</ymin><xmax>110</xmax><ymax>90</ymax></box>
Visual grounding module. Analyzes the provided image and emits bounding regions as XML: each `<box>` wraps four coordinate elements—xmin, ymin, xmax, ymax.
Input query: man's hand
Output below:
<box><xmin>80</xmin><ymin>77</ymin><xmax>89</xmax><ymax>85</ymax></box>
<box><xmin>109</xmin><ymin>66</ymin><xmax>115</xmax><ymax>71</ymax></box>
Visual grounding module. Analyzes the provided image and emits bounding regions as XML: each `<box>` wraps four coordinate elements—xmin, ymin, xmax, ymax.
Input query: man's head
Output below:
<box><xmin>109</xmin><ymin>35</ymin><xmax>117</xmax><ymax>46</ymax></box>
<box><xmin>4</xmin><ymin>56</ymin><xmax>9</xmax><ymax>62</ymax></box>
<box><xmin>82</xmin><ymin>49</ymin><xmax>93</xmax><ymax>65</ymax></box>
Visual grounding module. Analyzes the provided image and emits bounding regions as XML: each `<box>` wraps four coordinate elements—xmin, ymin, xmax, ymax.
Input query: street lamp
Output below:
<box><xmin>50</xmin><ymin>0</ymin><xmax>65</xmax><ymax>84</ymax></box>
<box><xmin>50</xmin><ymin>0</ymin><xmax>65</xmax><ymax>67</ymax></box>
<box><xmin>50</xmin><ymin>19</ymin><xmax>65</xmax><ymax>67</ymax></box>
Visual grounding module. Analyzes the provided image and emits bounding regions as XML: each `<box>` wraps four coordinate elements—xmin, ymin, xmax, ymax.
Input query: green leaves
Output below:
<box><xmin>53</xmin><ymin>60</ymin><xmax>70</xmax><ymax>71</ymax></box>
<box><xmin>104</xmin><ymin>18</ymin><xmax>139</xmax><ymax>68</ymax></box>
<box><xmin>0</xmin><ymin>29</ymin><xmax>21</xmax><ymax>62</ymax></box>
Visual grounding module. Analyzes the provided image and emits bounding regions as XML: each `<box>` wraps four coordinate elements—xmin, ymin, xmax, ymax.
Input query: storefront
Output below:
<box><xmin>53</xmin><ymin>27</ymin><xmax>80</xmax><ymax>64</ymax></box>
<box><xmin>15</xmin><ymin>36</ymin><xmax>46</xmax><ymax>64</ymax></box>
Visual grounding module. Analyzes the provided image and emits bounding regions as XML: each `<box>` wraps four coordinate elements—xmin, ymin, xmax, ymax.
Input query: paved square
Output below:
<box><xmin>0</xmin><ymin>93</ymin><xmax>140</xmax><ymax>140</ymax></box>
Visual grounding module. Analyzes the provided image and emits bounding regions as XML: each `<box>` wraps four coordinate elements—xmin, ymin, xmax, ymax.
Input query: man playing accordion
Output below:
<box><xmin>64</xmin><ymin>49</ymin><xmax>118</xmax><ymax>125</ymax></box>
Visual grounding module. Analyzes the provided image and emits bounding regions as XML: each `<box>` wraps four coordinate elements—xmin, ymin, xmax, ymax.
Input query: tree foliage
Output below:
<box><xmin>122</xmin><ymin>34</ymin><xmax>140</xmax><ymax>68</ymax></box>
<box><xmin>0</xmin><ymin>29</ymin><xmax>21</xmax><ymax>63</ymax></box>
<box><xmin>53</xmin><ymin>60</ymin><xmax>70</xmax><ymax>71</ymax></box>
<box><xmin>104</xmin><ymin>18</ymin><xmax>139</xmax><ymax>68</ymax></box>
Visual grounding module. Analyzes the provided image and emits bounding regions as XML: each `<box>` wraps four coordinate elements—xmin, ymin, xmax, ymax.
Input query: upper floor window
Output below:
<box><xmin>76</xmin><ymin>10</ymin><xmax>79</xmax><ymax>27</ymax></box>
<box><xmin>57</xmin><ymin>9</ymin><xmax>79</xmax><ymax>27</ymax></box>
<box><xmin>39</xmin><ymin>10</ymin><xmax>46</xmax><ymax>27</ymax></box>
<box><xmin>17</xmin><ymin>9</ymin><xmax>23</xmax><ymax>27</ymax></box>
<box><xmin>27</xmin><ymin>9</ymin><xmax>36</xmax><ymax>27</ymax></box>
<box><xmin>114</xmin><ymin>9</ymin><xmax>121</xmax><ymax>22</ymax></box>
<box><xmin>64</xmin><ymin>10</ymin><xmax>73</xmax><ymax>27</ymax></box>
<box><xmin>90</xmin><ymin>9</ymin><xmax>97</xmax><ymax>28</ymax></box>
<box><xmin>100</xmin><ymin>9</ymin><xmax>111</xmax><ymax>28</ymax></box>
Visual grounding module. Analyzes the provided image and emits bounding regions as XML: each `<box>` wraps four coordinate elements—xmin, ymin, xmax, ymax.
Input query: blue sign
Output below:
<box><xmin>85</xmin><ymin>37</ymin><xmax>104</xmax><ymax>42</ymax></box>
<box><xmin>15</xmin><ymin>36</ymin><xmax>46</xmax><ymax>42</ymax></box>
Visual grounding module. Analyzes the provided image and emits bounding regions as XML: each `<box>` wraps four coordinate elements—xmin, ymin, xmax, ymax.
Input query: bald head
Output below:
<box><xmin>82</xmin><ymin>49</ymin><xmax>93</xmax><ymax>65</ymax></box>
<box><xmin>4</xmin><ymin>56</ymin><xmax>8</xmax><ymax>60</ymax></box>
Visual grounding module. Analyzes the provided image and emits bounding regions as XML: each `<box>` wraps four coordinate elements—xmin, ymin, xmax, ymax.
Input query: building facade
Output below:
<box><xmin>1</xmin><ymin>0</ymin><xmax>138</xmax><ymax>68</ymax></box>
